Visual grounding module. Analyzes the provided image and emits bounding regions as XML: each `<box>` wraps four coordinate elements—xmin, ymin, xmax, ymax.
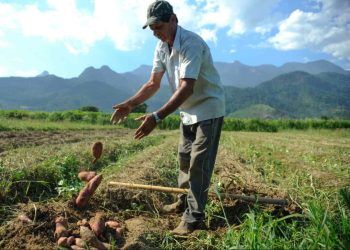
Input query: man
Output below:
<box><xmin>110</xmin><ymin>0</ymin><xmax>225</xmax><ymax>235</ymax></box>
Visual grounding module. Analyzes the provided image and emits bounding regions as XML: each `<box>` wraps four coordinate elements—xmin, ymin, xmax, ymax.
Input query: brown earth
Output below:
<box><xmin>0</xmin><ymin>130</ymin><xmax>302</xmax><ymax>249</ymax></box>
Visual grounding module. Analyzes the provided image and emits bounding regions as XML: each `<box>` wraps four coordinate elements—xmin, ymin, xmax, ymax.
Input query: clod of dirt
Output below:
<box><xmin>17</xmin><ymin>214</ymin><xmax>32</xmax><ymax>223</ymax></box>
<box><xmin>78</xmin><ymin>171</ymin><xmax>97</xmax><ymax>182</ymax></box>
<box><xmin>76</xmin><ymin>174</ymin><xmax>103</xmax><ymax>208</ymax></box>
<box><xmin>92</xmin><ymin>141</ymin><xmax>103</xmax><ymax>164</ymax></box>
<box><xmin>54</xmin><ymin>216</ymin><xmax>69</xmax><ymax>239</ymax></box>
<box><xmin>89</xmin><ymin>212</ymin><xmax>106</xmax><ymax>237</ymax></box>
<box><xmin>115</xmin><ymin>227</ymin><xmax>123</xmax><ymax>239</ymax></box>
<box><xmin>77</xmin><ymin>219</ymin><xmax>89</xmax><ymax>227</ymax></box>
<box><xmin>80</xmin><ymin>226</ymin><xmax>108</xmax><ymax>250</ymax></box>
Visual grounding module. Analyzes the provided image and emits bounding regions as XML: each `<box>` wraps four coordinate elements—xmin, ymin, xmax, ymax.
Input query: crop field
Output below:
<box><xmin>0</xmin><ymin>113</ymin><xmax>349</xmax><ymax>249</ymax></box>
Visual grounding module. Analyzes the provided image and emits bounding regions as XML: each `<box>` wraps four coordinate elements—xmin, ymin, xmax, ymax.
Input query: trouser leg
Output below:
<box><xmin>182</xmin><ymin>117</ymin><xmax>223</xmax><ymax>223</ymax></box>
<box><xmin>177</xmin><ymin>122</ymin><xmax>195</xmax><ymax>204</ymax></box>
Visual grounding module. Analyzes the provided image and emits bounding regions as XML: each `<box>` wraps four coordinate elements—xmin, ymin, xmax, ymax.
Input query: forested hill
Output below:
<box><xmin>0</xmin><ymin>61</ymin><xmax>349</xmax><ymax>118</ymax></box>
<box><xmin>224</xmin><ymin>71</ymin><xmax>350</xmax><ymax>118</ymax></box>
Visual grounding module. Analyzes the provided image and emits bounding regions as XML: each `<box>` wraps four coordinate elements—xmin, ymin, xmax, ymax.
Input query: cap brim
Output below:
<box><xmin>142</xmin><ymin>16</ymin><xmax>158</xmax><ymax>29</ymax></box>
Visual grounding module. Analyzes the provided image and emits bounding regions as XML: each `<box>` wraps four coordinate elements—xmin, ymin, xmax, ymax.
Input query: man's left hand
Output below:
<box><xmin>134</xmin><ymin>114</ymin><xmax>157</xmax><ymax>140</ymax></box>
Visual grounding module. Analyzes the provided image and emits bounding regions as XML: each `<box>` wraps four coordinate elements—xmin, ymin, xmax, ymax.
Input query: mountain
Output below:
<box><xmin>36</xmin><ymin>71</ymin><xmax>50</xmax><ymax>77</ymax></box>
<box><xmin>228</xmin><ymin>104</ymin><xmax>286</xmax><ymax>119</ymax></box>
<box><xmin>214</xmin><ymin>60</ymin><xmax>348</xmax><ymax>87</ymax></box>
<box><xmin>0</xmin><ymin>61</ymin><xmax>349</xmax><ymax>118</ymax></box>
<box><xmin>225</xmin><ymin>71</ymin><xmax>350</xmax><ymax>118</ymax></box>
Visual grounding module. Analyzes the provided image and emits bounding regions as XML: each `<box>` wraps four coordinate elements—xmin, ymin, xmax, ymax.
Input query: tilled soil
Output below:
<box><xmin>0</xmin><ymin>129</ymin><xmax>297</xmax><ymax>249</ymax></box>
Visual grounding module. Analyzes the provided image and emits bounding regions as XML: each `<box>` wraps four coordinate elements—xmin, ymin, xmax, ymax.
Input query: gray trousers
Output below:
<box><xmin>177</xmin><ymin>116</ymin><xmax>223</xmax><ymax>223</ymax></box>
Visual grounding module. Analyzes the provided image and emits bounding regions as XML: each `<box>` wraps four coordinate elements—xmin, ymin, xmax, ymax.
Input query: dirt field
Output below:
<box><xmin>0</xmin><ymin>128</ymin><xmax>349</xmax><ymax>249</ymax></box>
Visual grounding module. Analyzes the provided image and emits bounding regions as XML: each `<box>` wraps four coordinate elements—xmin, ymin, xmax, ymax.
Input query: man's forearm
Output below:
<box><xmin>126</xmin><ymin>81</ymin><xmax>160</xmax><ymax>107</ymax></box>
<box><xmin>157</xmin><ymin>80</ymin><xmax>194</xmax><ymax>119</ymax></box>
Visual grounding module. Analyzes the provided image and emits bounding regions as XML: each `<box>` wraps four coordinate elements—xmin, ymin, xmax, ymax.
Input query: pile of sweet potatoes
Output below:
<box><xmin>55</xmin><ymin>213</ymin><xmax>123</xmax><ymax>250</ymax></box>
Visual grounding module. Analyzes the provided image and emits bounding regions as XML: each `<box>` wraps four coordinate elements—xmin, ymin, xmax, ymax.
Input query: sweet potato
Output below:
<box><xmin>18</xmin><ymin>214</ymin><xmax>32</xmax><ymax>223</ymax></box>
<box><xmin>67</xmin><ymin>236</ymin><xmax>75</xmax><ymax>246</ymax></box>
<box><xmin>75</xmin><ymin>174</ymin><xmax>103</xmax><ymax>208</ymax></box>
<box><xmin>54</xmin><ymin>216</ymin><xmax>69</xmax><ymax>239</ymax></box>
<box><xmin>80</xmin><ymin>226</ymin><xmax>107</xmax><ymax>250</ymax></box>
<box><xmin>92</xmin><ymin>141</ymin><xmax>103</xmax><ymax>164</ymax></box>
<box><xmin>57</xmin><ymin>237</ymin><xmax>71</xmax><ymax>247</ymax></box>
<box><xmin>70</xmin><ymin>245</ymin><xmax>85</xmax><ymax>250</ymax></box>
<box><xmin>78</xmin><ymin>171</ymin><xmax>97</xmax><ymax>182</ymax></box>
<box><xmin>89</xmin><ymin>212</ymin><xmax>105</xmax><ymax>237</ymax></box>
<box><xmin>105</xmin><ymin>220</ymin><xmax>120</xmax><ymax>229</ymax></box>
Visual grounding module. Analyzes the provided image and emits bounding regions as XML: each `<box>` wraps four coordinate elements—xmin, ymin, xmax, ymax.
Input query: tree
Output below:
<box><xmin>80</xmin><ymin>106</ymin><xmax>99</xmax><ymax>112</ymax></box>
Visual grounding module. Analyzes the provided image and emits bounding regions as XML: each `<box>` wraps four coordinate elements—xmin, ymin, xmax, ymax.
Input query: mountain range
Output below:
<box><xmin>0</xmin><ymin>60</ymin><xmax>349</xmax><ymax>118</ymax></box>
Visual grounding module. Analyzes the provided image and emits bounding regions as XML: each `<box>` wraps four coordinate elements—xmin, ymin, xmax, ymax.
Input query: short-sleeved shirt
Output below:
<box><xmin>152</xmin><ymin>25</ymin><xmax>225</xmax><ymax>125</ymax></box>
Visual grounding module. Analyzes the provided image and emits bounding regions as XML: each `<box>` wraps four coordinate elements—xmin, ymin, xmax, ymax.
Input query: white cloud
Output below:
<box><xmin>13</xmin><ymin>69</ymin><xmax>41</xmax><ymax>77</ymax></box>
<box><xmin>0</xmin><ymin>0</ymin><xmax>281</xmax><ymax>53</ymax></box>
<box><xmin>0</xmin><ymin>66</ymin><xmax>8</xmax><ymax>76</ymax></box>
<box><xmin>198</xmin><ymin>28</ymin><xmax>217</xmax><ymax>44</ymax></box>
<box><xmin>229</xmin><ymin>49</ymin><xmax>236</xmax><ymax>54</ymax></box>
<box><xmin>268</xmin><ymin>0</ymin><xmax>350</xmax><ymax>60</ymax></box>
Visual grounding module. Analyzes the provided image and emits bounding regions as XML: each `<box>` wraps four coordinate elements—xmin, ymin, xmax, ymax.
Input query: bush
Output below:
<box><xmin>80</xmin><ymin>106</ymin><xmax>99</xmax><ymax>112</ymax></box>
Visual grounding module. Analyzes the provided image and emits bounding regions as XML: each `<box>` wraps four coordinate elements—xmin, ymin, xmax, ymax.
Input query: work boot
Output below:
<box><xmin>162</xmin><ymin>200</ymin><xmax>186</xmax><ymax>214</ymax></box>
<box><xmin>171</xmin><ymin>220</ymin><xmax>199</xmax><ymax>236</ymax></box>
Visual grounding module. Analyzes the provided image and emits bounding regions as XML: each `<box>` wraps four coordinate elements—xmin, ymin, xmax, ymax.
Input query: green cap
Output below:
<box><xmin>142</xmin><ymin>0</ymin><xmax>174</xmax><ymax>29</ymax></box>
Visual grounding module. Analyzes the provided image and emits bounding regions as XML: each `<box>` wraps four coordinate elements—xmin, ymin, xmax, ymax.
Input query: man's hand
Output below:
<box><xmin>110</xmin><ymin>102</ymin><xmax>133</xmax><ymax>124</ymax></box>
<box><xmin>134</xmin><ymin>114</ymin><xmax>157</xmax><ymax>140</ymax></box>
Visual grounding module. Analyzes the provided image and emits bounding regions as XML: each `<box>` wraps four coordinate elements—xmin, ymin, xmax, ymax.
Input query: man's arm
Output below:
<box><xmin>134</xmin><ymin>78</ymin><xmax>194</xmax><ymax>140</ymax></box>
<box><xmin>110</xmin><ymin>71</ymin><xmax>164</xmax><ymax>124</ymax></box>
<box><xmin>156</xmin><ymin>78</ymin><xmax>195</xmax><ymax>119</ymax></box>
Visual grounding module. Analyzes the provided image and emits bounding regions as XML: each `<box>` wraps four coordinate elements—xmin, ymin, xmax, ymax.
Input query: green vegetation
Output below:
<box><xmin>1</xmin><ymin>110</ymin><xmax>350</xmax><ymax>133</ymax></box>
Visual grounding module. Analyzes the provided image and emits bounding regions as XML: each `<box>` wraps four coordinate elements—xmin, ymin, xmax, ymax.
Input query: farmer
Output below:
<box><xmin>110</xmin><ymin>0</ymin><xmax>225</xmax><ymax>235</ymax></box>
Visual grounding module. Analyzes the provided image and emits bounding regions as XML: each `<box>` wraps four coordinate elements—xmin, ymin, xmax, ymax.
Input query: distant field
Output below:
<box><xmin>0</xmin><ymin>113</ymin><xmax>349</xmax><ymax>249</ymax></box>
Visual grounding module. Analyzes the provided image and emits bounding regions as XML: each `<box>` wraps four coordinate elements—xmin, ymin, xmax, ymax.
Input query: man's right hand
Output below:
<box><xmin>110</xmin><ymin>102</ymin><xmax>133</xmax><ymax>124</ymax></box>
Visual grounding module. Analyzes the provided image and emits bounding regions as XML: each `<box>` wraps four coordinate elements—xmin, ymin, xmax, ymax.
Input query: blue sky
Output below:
<box><xmin>0</xmin><ymin>0</ymin><xmax>349</xmax><ymax>78</ymax></box>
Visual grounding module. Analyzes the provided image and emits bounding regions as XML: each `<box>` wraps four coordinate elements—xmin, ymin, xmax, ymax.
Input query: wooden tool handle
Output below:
<box><xmin>108</xmin><ymin>181</ymin><xmax>289</xmax><ymax>206</ymax></box>
<box><xmin>108</xmin><ymin>181</ymin><xmax>188</xmax><ymax>194</ymax></box>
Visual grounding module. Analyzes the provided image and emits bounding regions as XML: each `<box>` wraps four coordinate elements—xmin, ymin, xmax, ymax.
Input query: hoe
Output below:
<box><xmin>108</xmin><ymin>181</ymin><xmax>289</xmax><ymax>206</ymax></box>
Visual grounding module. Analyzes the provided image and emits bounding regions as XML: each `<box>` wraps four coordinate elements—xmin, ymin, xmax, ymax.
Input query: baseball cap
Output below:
<box><xmin>142</xmin><ymin>0</ymin><xmax>174</xmax><ymax>29</ymax></box>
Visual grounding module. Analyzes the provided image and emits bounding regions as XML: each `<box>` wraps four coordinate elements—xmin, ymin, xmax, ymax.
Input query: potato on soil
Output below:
<box><xmin>78</xmin><ymin>171</ymin><xmax>97</xmax><ymax>182</ymax></box>
<box><xmin>54</xmin><ymin>216</ymin><xmax>69</xmax><ymax>239</ymax></box>
<box><xmin>105</xmin><ymin>220</ymin><xmax>120</xmax><ymax>229</ymax></box>
<box><xmin>75</xmin><ymin>174</ymin><xmax>103</xmax><ymax>208</ymax></box>
<box><xmin>57</xmin><ymin>237</ymin><xmax>70</xmax><ymax>247</ymax></box>
<box><xmin>80</xmin><ymin>226</ymin><xmax>108</xmax><ymax>250</ymax></box>
<box><xmin>71</xmin><ymin>246</ymin><xmax>85</xmax><ymax>250</ymax></box>
<box><xmin>89</xmin><ymin>212</ymin><xmax>106</xmax><ymax>237</ymax></box>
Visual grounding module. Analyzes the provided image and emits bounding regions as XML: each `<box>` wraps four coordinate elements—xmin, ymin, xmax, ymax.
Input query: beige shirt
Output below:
<box><xmin>152</xmin><ymin>25</ymin><xmax>225</xmax><ymax>125</ymax></box>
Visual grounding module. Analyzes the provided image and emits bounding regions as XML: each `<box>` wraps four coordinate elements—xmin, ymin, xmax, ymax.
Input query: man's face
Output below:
<box><xmin>150</xmin><ymin>21</ymin><xmax>171</xmax><ymax>42</ymax></box>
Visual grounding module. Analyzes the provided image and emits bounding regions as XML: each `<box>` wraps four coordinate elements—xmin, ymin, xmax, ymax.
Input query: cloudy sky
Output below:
<box><xmin>0</xmin><ymin>0</ymin><xmax>349</xmax><ymax>78</ymax></box>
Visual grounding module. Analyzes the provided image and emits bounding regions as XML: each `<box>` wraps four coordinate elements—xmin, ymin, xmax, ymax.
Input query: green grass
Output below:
<box><xmin>1</xmin><ymin>110</ymin><xmax>350</xmax><ymax>132</ymax></box>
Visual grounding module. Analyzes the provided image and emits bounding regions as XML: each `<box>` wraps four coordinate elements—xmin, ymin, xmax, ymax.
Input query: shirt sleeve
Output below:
<box><xmin>151</xmin><ymin>47</ymin><xmax>165</xmax><ymax>73</ymax></box>
<box><xmin>179</xmin><ymin>41</ymin><xmax>203</xmax><ymax>80</ymax></box>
